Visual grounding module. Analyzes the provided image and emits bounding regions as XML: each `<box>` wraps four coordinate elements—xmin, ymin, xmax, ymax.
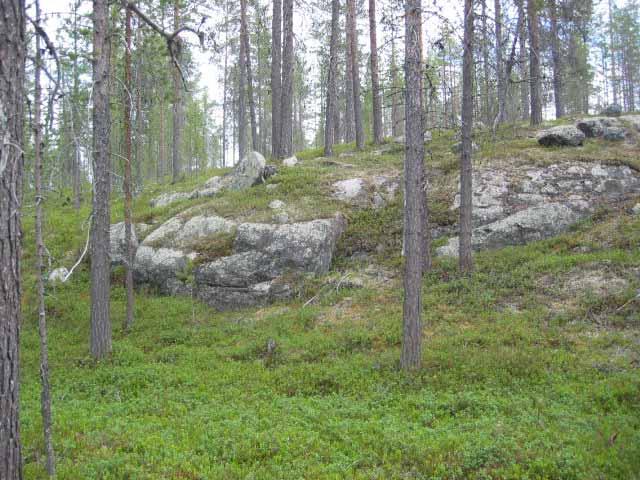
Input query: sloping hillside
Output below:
<box><xmin>19</xmin><ymin>120</ymin><xmax>640</xmax><ymax>478</ymax></box>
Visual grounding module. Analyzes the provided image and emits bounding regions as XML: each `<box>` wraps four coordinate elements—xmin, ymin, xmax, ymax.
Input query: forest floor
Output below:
<box><xmin>19</xmin><ymin>120</ymin><xmax>640</xmax><ymax>479</ymax></box>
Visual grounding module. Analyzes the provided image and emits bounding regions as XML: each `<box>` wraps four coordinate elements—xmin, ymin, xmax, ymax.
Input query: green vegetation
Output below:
<box><xmin>19</xmin><ymin>135</ymin><xmax>640</xmax><ymax>479</ymax></box>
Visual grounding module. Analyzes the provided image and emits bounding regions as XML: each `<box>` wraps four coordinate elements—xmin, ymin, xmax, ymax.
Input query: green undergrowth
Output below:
<box><xmin>18</xmin><ymin>127</ymin><xmax>640</xmax><ymax>478</ymax></box>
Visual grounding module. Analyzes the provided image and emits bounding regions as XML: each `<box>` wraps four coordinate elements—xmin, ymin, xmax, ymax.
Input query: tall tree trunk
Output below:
<box><xmin>324</xmin><ymin>0</ymin><xmax>340</xmax><ymax>156</ymax></box>
<box><xmin>347</xmin><ymin>0</ymin><xmax>365</xmax><ymax>149</ymax></box>
<box><xmin>549</xmin><ymin>0</ymin><xmax>564</xmax><ymax>118</ymax></box>
<box><xmin>90</xmin><ymin>0</ymin><xmax>113</xmax><ymax>360</ymax></box>
<box><xmin>344</xmin><ymin>24</ymin><xmax>356</xmax><ymax>143</ymax></box>
<box><xmin>481</xmin><ymin>0</ymin><xmax>492</xmax><ymax>125</ymax></box>
<box><xmin>402</xmin><ymin>0</ymin><xmax>424</xmax><ymax>371</ymax></box>
<box><xmin>34</xmin><ymin>2</ymin><xmax>56</xmax><ymax>473</ymax></box>
<box><xmin>271</xmin><ymin>0</ymin><xmax>282</xmax><ymax>158</ymax></box>
<box><xmin>368</xmin><ymin>0</ymin><xmax>383</xmax><ymax>144</ymax></box>
<box><xmin>391</xmin><ymin>39</ymin><xmax>403</xmax><ymax>137</ymax></box>
<box><xmin>240</xmin><ymin>0</ymin><xmax>258</xmax><ymax>153</ymax></box>
<box><xmin>279</xmin><ymin>0</ymin><xmax>294</xmax><ymax>158</ymax></box>
<box><xmin>494</xmin><ymin>0</ymin><xmax>506</xmax><ymax>126</ymax></box>
<box><xmin>238</xmin><ymin>24</ymin><xmax>248</xmax><ymax>159</ymax></box>
<box><xmin>518</xmin><ymin>0</ymin><xmax>529</xmax><ymax>120</ymax></box>
<box><xmin>123</xmin><ymin>3</ymin><xmax>135</xmax><ymax>331</ymax></box>
<box><xmin>134</xmin><ymin>24</ymin><xmax>144</xmax><ymax>191</ymax></box>
<box><xmin>0</xmin><ymin>0</ymin><xmax>25</xmax><ymax>475</ymax></box>
<box><xmin>222</xmin><ymin>1</ymin><xmax>229</xmax><ymax>166</ymax></box>
<box><xmin>608</xmin><ymin>0</ymin><xmax>618</xmax><ymax>105</ymax></box>
<box><xmin>171</xmin><ymin>0</ymin><xmax>183</xmax><ymax>181</ymax></box>
<box><xmin>527</xmin><ymin>0</ymin><xmax>543</xmax><ymax>126</ymax></box>
<box><xmin>159</xmin><ymin>98</ymin><xmax>166</xmax><ymax>178</ymax></box>
<box><xmin>460</xmin><ymin>0</ymin><xmax>474</xmax><ymax>273</ymax></box>
<box><xmin>72</xmin><ymin>0</ymin><xmax>82</xmax><ymax>209</ymax></box>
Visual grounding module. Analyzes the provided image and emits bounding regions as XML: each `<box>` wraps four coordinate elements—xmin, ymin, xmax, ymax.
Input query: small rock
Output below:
<box><xmin>273</xmin><ymin>212</ymin><xmax>290</xmax><ymax>224</ymax></box>
<box><xmin>339</xmin><ymin>152</ymin><xmax>356</xmax><ymax>158</ymax></box>
<box><xmin>537</xmin><ymin>125</ymin><xmax>585</xmax><ymax>147</ymax></box>
<box><xmin>269</xmin><ymin>200</ymin><xmax>286</xmax><ymax>210</ymax></box>
<box><xmin>393</xmin><ymin>135</ymin><xmax>405</xmax><ymax>144</ymax></box>
<box><xmin>602</xmin><ymin>104</ymin><xmax>623</xmax><ymax>117</ymax></box>
<box><xmin>282</xmin><ymin>156</ymin><xmax>298</xmax><ymax>167</ymax></box>
<box><xmin>266</xmin><ymin>184</ymin><xmax>279</xmax><ymax>191</ymax></box>
<box><xmin>332</xmin><ymin>178</ymin><xmax>365</xmax><ymax>201</ymax></box>
<box><xmin>262</xmin><ymin>165</ymin><xmax>278</xmax><ymax>180</ymax></box>
<box><xmin>632</xmin><ymin>203</ymin><xmax>640</xmax><ymax>215</ymax></box>
<box><xmin>424</xmin><ymin>131</ymin><xmax>433</xmax><ymax>143</ymax></box>
<box><xmin>603</xmin><ymin>126</ymin><xmax>626</xmax><ymax>141</ymax></box>
<box><xmin>48</xmin><ymin>267</ymin><xmax>69</xmax><ymax>284</ymax></box>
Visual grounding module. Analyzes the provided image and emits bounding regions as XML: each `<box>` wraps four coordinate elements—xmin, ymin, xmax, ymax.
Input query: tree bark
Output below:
<box><xmin>347</xmin><ymin>0</ymin><xmax>365</xmax><ymax>149</ymax></box>
<box><xmin>518</xmin><ymin>0</ymin><xmax>529</xmax><ymax>121</ymax></box>
<box><xmin>324</xmin><ymin>0</ymin><xmax>340</xmax><ymax>156</ymax></box>
<box><xmin>460</xmin><ymin>0</ymin><xmax>474</xmax><ymax>273</ymax></box>
<box><xmin>90</xmin><ymin>0</ymin><xmax>113</xmax><ymax>360</ymax></box>
<box><xmin>171</xmin><ymin>0</ymin><xmax>183</xmax><ymax>181</ymax></box>
<box><xmin>549</xmin><ymin>0</ymin><xmax>564</xmax><ymax>119</ymax></box>
<box><xmin>0</xmin><ymin>1</ymin><xmax>25</xmax><ymax>477</ymax></box>
<box><xmin>123</xmin><ymin>3</ymin><xmax>135</xmax><ymax>331</ymax></box>
<box><xmin>279</xmin><ymin>0</ymin><xmax>294</xmax><ymax>158</ymax></box>
<box><xmin>134</xmin><ymin>23</ymin><xmax>144</xmax><ymax>191</ymax></box>
<box><xmin>402</xmin><ymin>0</ymin><xmax>424</xmax><ymax>371</ymax></box>
<box><xmin>271</xmin><ymin>0</ymin><xmax>282</xmax><ymax>158</ymax></box>
<box><xmin>481</xmin><ymin>0</ymin><xmax>492</xmax><ymax>125</ymax></box>
<box><xmin>391</xmin><ymin>39</ymin><xmax>403</xmax><ymax>137</ymax></box>
<box><xmin>34</xmin><ymin>1</ymin><xmax>56</xmax><ymax>474</ymax></box>
<box><xmin>72</xmin><ymin>0</ymin><xmax>82</xmax><ymax>209</ymax></box>
<box><xmin>222</xmin><ymin>0</ymin><xmax>229</xmax><ymax>166</ymax></box>
<box><xmin>608</xmin><ymin>0</ymin><xmax>618</xmax><ymax>105</ymax></box>
<box><xmin>368</xmin><ymin>0</ymin><xmax>383</xmax><ymax>144</ymax></box>
<box><xmin>238</xmin><ymin>7</ymin><xmax>248</xmax><ymax>160</ymax></box>
<box><xmin>527</xmin><ymin>0</ymin><xmax>543</xmax><ymax>126</ymax></box>
<box><xmin>240</xmin><ymin>0</ymin><xmax>258</xmax><ymax>153</ymax></box>
<box><xmin>344</xmin><ymin>22</ymin><xmax>356</xmax><ymax>143</ymax></box>
<box><xmin>494</xmin><ymin>0</ymin><xmax>506</xmax><ymax>126</ymax></box>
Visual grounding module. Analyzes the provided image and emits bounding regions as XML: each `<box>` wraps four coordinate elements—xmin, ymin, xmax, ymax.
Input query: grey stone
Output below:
<box><xmin>150</xmin><ymin>191</ymin><xmax>191</xmax><ymax>208</ymax></box>
<box><xmin>437</xmin><ymin>203</ymin><xmax>581</xmax><ymax>257</ymax></box>
<box><xmin>226</xmin><ymin>151</ymin><xmax>266</xmax><ymax>191</ymax></box>
<box><xmin>143</xmin><ymin>214</ymin><xmax>235</xmax><ymax>249</ymax></box>
<box><xmin>282</xmin><ymin>155</ymin><xmax>298</xmax><ymax>167</ymax></box>
<box><xmin>620</xmin><ymin>115</ymin><xmax>640</xmax><ymax>131</ymax></box>
<box><xmin>48</xmin><ymin>267</ymin><xmax>69</xmax><ymax>284</ymax></box>
<box><xmin>424</xmin><ymin>131</ymin><xmax>433</xmax><ymax>143</ymax></box>
<box><xmin>576</xmin><ymin>117</ymin><xmax>620</xmax><ymax>138</ymax></box>
<box><xmin>332</xmin><ymin>178</ymin><xmax>366</xmax><ymax>202</ymax></box>
<box><xmin>632</xmin><ymin>203</ymin><xmax>640</xmax><ymax>215</ymax></box>
<box><xmin>537</xmin><ymin>125</ymin><xmax>585</xmax><ymax>147</ymax></box>
<box><xmin>110</xmin><ymin>222</ymin><xmax>139</xmax><ymax>266</ymax></box>
<box><xmin>269</xmin><ymin>200</ymin><xmax>286</xmax><ymax>210</ymax></box>
<box><xmin>262</xmin><ymin>165</ymin><xmax>278</xmax><ymax>180</ymax></box>
<box><xmin>602</xmin><ymin>104</ymin><xmax>623</xmax><ymax>117</ymax></box>
<box><xmin>603</xmin><ymin>126</ymin><xmax>627</xmax><ymax>141</ymax></box>
<box><xmin>133</xmin><ymin>246</ymin><xmax>188</xmax><ymax>289</ymax></box>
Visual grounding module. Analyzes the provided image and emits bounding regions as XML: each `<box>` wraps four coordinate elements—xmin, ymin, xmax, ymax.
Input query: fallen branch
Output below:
<box><xmin>63</xmin><ymin>214</ymin><xmax>92</xmax><ymax>282</ymax></box>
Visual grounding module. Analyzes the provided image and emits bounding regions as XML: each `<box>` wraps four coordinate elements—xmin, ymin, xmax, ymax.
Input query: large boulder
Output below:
<box><xmin>620</xmin><ymin>115</ymin><xmax>640</xmax><ymax>131</ymax></box>
<box><xmin>331</xmin><ymin>175</ymin><xmax>400</xmax><ymax>208</ymax></box>
<box><xmin>110</xmin><ymin>222</ymin><xmax>139</xmax><ymax>266</ymax></box>
<box><xmin>150</xmin><ymin>192</ymin><xmax>191</xmax><ymax>209</ymax></box>
<box><xmin>603</xmin><ymin>126</ymin><xmax>627</xmax><ymax>141</ymax></box>
<box><xmin>576</xmin><ymin>117</ymin><xmax>621</xmax><ymax>138</ymax></box>
<box><xmin>133</xmin><ymin>213</ymin><xmax>346</xmax><ymax>310</ymax></box>
<box><xmin>537</xmin><ymin>125</ymin><xmax>585</xmax><ymax>147</ymax></box>
<box><xmin>440</xmin><ymin>161</ymin><xmax>640</xmax><ymax>257</ymax></box>
<box><xmin>227</xmin><ymin>151</ymin><xmax>266</xmax><ymax>190</ymax></box>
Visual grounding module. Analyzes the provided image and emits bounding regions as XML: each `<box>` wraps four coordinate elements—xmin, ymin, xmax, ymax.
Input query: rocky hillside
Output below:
<box><xmin>19</xmin><ymin>117</ymin><xmax>640</xmax><ymax>478</ymax></box>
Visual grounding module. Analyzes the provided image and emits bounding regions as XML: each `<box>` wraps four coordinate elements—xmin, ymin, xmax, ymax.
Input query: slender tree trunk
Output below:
<box><xmin>402</xmin><ymin>0</ymin><xmax>424</xmax><ymax>371</ymax></box>
<box><xmin>460</xmin><ymin>0</ymin><xmax>474</xmax><ymax>273</ymax></box>
<box><xmin>271</xmin><ymin>0</ymin><xmax>282</xmax><ymax>158</ymax></box>
<box><xmin>171</xmin><ymin>1</ymin><xmax>183</xmax><ymax>181</ymax></box>
<box><xmin>347</xmin><ymin>0</ymin><xmax>365</xmax><ymax>149</ymax></box>
<box><xmin>0</xmin><ymin>0</ymin><xmax>25</xmax><ymax>475</ymax></box>
<box><xmin>72</xmin><ymin>1</ymin><xmax>82</xmax><ymax>209</ymax></box>
<box><xmin>134</xmin><ymin>24</ymin><xmax>144</xmax><ymax>191</ymax></box>
<box><xmin>159</xmin><ymin>98</ymin><xmax>166</xmax><ymax>178</ymax></box>
<box><xmin>123</xmin><ymin>3</ymin><xmax>135</xmax><ymax>331</ymax></box>
<box><xmin>608</xmin><ymin>0</ymin><xmax>618</xmax><ymax>105</ymax></box>
<box><xmin>368</xmin><ymin>0</ymin><xmax>383</xmax><ymax>144</ymax></box>
<box><xmin>549</xmin><ymin>0</ymin><xmax>564</xmax><ymax>118</ymax></box>
<box><xmin>391</xmin><ymin>39</ymin><xmax>403</xmax><ymax>137</ymax></box>
<box><xmin>324</xmin><ymin>0</ymin><xmax>340</xmax><ymax>156</ymax></box>
<box><xmin>90</xmin><ymin>0</ymin><xmax>113</xmax><ymax>360</ymax></box>
<box><xmin>518</xmin><ymin>0</ymin><xmax>529</xmax><ymax>120</ymax></box>
<box><xmin>33</xmin><ymin>1</ymin><xmax>55</xmax><ymax>476</ymax></box>
<box><xmin>222</xmin><ymin>2</ymin><xmax>229</xmax><ymax>166</ymax></box>
<box><xmin>279</xmin><ymin>0</ymin><xmax>294</xmax><ymax>158</ymax></box>
<box><xmin>238</xmin><ymin>20</ymin><xmax>248</xmax><ymax>160</ymax></box>
<box><xmin>240</xmin><ymin>0</ymin><xmax>258</xmax><ymax>153</ymax></box>
<box><xmin>494</xmin><ymin>0</ymin><xmax>506</xmax><ymax>126</ymax></box>
<box><xmin>345</xmin><ymin>24</ymin><xmax>356</xmax><ymax>143</ymax></box>
<box><xmin>527</xmin><ymin>0</ymin><xmax>542</xmax><ymax>126</ymax></box>
<box><xmin>481</xmin><ymin>0</ymin><xmax>492</xmax><ymax>125</ymax></box>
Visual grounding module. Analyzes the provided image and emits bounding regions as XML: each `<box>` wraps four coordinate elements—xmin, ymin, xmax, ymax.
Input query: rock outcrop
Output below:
<box><xmin>438</xmin><ymin>162</ymin><xmax>640</xmax><ymax>257</ymax></box>
<box><xmin>133</xmin><ymin>213</ymin><xmax>346</xmax><ymax>310</ymax></box>
<box><xmin>537</xmin><ymin>125</ymin><xmax>585</xmax><ymax>147</ymax></box>
<box><xmin>331</xmin><ymin>175</ymin><xmax>400</xmax><ymax>209</ymax></box>
<box><xmin>150</xmin><ymin>151</ymin><xmax>268</xmax><ymax>208</ymax></box>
